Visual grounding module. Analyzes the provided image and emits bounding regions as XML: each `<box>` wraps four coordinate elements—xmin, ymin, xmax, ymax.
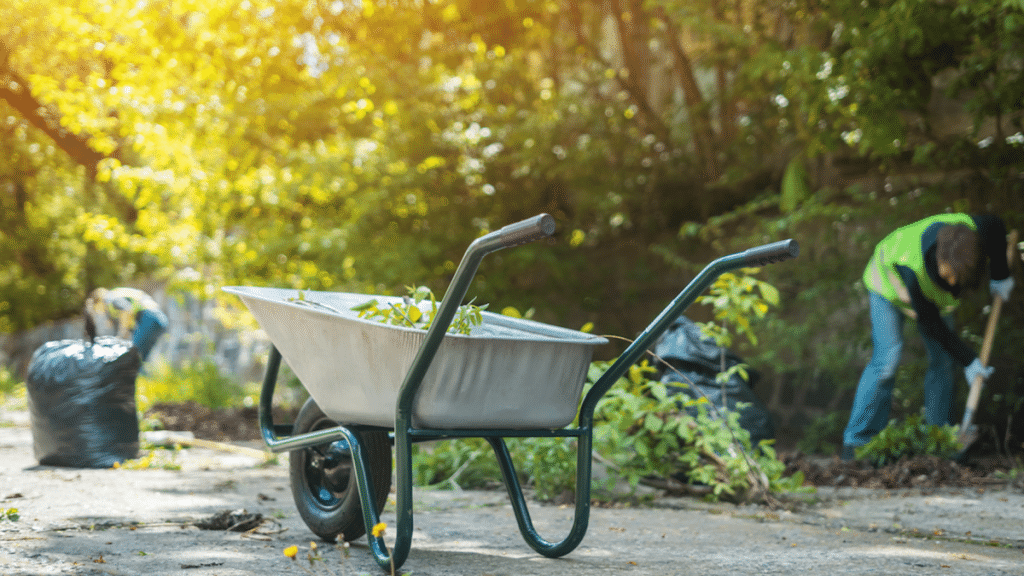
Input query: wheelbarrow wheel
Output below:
<box><xmin>289</xmin><ymin>397</ymin><xmax>392</xmax><ymax>542</ymax></box>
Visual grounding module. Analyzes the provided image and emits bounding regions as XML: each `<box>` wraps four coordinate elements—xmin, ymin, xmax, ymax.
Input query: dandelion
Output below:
<box><xmin>370</xmin><ymin>522</ymin><xmax>396</xmax><ymax>576</ymax></box>
<box><xmin>282</xmin><ymin>543</ymin><xmax>321</xmax><ymax>576</ymax></box>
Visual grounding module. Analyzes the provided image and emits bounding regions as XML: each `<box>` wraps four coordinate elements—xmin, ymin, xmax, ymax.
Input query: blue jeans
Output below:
<box><xmin>133</xmin><ymin>309</ymin><xmax>168</xmax><ymax>362</ymax></box>
<box><xmin>843</xmin><ymin>292</ymin><xmax>955</xmax><ymax>447</ymax></box>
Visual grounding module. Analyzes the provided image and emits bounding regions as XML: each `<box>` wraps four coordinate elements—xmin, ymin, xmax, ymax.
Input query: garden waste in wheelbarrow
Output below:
<box><xmin>225</xmin><ymin>213</ymin><xmax>799</xmax><ymax>573</ymax></box>
<box><xmin>222</xmin><ymin>287</ymin><xmax>606</xmax><ymax>429</ymax></box>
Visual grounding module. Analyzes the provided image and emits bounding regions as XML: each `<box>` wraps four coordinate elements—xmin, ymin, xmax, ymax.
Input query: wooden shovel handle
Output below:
<box><xmin>960</xmin><ymin>229</ymin><xmax>1018</xmax><ymax>429</ymax></box>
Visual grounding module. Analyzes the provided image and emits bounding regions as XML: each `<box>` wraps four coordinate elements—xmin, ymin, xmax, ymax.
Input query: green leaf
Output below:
<box><xmin>350</xmin><ymin>299</ymin><xmax>380</xmax><ymax>312</ymax></box>
<box><xmin>757</xmin><ymin>282</ymin><xmax>780</xmax><ymax>306</ymax></box>
<box><xmin>780</xmin><ymin>156</ymin><xmax>811</xmax><ymax>213</ymax></box>
<box><xmin>643</xmin><ymin>413</ymin><xmax>663</xmax><ymax>433</ymax></box>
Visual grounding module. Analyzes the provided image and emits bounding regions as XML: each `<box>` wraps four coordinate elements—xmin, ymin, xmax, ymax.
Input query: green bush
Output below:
<box><xmin>855</xmin><ymin>413</ymin><xmax>962</xmax><ymax>467</ymax></box>
<box><xmin>410</xmin><ymin>358</ymin><xmax>807</xmax><ymax>503</ymax></box>
<box><xmin>136</xmin><ymin>359</ymin><xmax>244</xmax><ymax>413</ymax></box>
<box><xmin>411</xmin><ymin>439</ymin><xmax>501</xmax><ymax>490</ymax></box>
<box><xmin>0</xmin><ymin>367</ymin><xmax>21</xmax><ymax>399</ymax></box>
<box><xmin>796</xmin><ymin>411</ymin><xmax>846</xmax><ymax>454</ymax></box>
<box><xmin>590</xmin><ymin>360</ymin><xmax>804</xmax><ymax>502</ymax></box>
<box><xmin>410</xmin><ymin>436</ymin><xmax>577</xmax><ymax>502</ymax></box>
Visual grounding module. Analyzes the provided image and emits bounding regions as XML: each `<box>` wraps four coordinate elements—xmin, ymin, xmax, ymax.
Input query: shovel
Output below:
<box><xmin>957</xmin><ymin>229</ymin><xmax>1018</xmax><ymax>452</ymax></box>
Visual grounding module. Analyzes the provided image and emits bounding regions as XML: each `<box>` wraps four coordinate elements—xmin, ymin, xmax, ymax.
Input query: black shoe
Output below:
<box><xmin>840</xmin><ymin>444</ymin><xmax>857</xmax><ymax>461</ymax></box>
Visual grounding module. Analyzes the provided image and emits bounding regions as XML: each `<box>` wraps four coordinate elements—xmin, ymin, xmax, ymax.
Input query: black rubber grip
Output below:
<box><xmin>499</xmin><ymin>214</ymin><xmax>556</xmax><ymax>248</ymax></box>
<box><xmin>741</xmin><ymin>239</ymin><xmax>799</xmax><ymax>266</ymax></box>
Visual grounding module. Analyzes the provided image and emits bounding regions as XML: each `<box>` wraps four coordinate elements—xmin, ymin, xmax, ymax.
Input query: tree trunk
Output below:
<box><xmin>567</xmin><ymin>0</ymin><xmax>673</xmax><ymax>144</ymax></box>
<box><xmin>657</xmin><ymin>8</ymin><xmax>721</xmax><ymax>182</ymax></box>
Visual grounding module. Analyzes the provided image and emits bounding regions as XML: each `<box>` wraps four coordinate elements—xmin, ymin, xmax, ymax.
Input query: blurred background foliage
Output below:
<box><xmin>2</xmin><ymin>0</ymin><xmax>1023</xmax><ymax>445</ymax></box>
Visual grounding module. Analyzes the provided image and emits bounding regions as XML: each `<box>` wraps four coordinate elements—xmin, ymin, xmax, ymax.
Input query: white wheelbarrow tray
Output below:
<box><xmin>224</xmin><ymin>286</ymin><xmax>608</xmax><ymax>430</ymax></box>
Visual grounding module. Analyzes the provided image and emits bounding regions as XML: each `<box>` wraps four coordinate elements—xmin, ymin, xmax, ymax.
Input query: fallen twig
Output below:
<box><xmin>145</xmin><ymin>432</ymin><xmax>273</xmax><ymax>461</ymax></box>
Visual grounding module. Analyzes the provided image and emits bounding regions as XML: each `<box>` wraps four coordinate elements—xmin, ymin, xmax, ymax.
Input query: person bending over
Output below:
<box><xmin>841</xmin><ymin>213</ymin><xmax>1013</xmax><ymax>459</ymax></box>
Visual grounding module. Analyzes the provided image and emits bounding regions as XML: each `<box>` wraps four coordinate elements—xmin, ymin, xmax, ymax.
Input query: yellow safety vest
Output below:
<box><xmin>862</xmin><ymin>214</ymin><xmax>975</xmax><ymax>317</ymax></box>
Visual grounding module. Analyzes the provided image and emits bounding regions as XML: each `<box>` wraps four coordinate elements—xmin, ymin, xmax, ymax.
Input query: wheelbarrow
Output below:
<box><xmin>224</xmin><ymin>214</ymin><xmax>798</xmax><ymax>572</ymax></box>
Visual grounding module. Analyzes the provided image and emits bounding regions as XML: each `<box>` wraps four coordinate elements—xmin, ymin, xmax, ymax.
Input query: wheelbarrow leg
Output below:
<box><xmin>341</xmin><ymin>425</ymin><xmax>409</xmax><ymax>572</ymax></box>
<box><xmin>485</xmin><ymin>434</ymin><xmax>592</xmax><ymax>557</ymax></box>
<box><xmin>381</xmin><ymin>421</ymin><xmax>414</xmax><ymax>571</ymax></box>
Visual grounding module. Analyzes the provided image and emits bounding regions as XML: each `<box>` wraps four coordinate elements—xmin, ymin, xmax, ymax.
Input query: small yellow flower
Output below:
<box><xmin>283</xmin><ymin>545</ymin><xmax>298</xmax><ymax>559</ymax></box>
<box><xmin>372</xmin><ymin>522</ymin><xmax>387</xmax><ymax>538</ymax></box>
<box><xmin>309</xmin><ymin>541</ymin><xmax>317</xmax><ymax>551</ymax></box>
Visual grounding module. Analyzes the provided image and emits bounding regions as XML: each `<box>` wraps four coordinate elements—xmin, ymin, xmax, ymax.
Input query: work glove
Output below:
<box><xmin>964</xmin><ymin>358</ymin><xmax>994</xmax><ymax>384</ymax></box>
<box><xmin>990</xmin><ymin>277</ymin><xmax>1014</xmax><ymax>302</ymax></box>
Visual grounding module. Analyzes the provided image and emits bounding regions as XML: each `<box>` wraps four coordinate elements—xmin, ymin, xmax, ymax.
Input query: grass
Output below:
<box><xmin>0</xmin><ymin>366</ymin><xmax>21</xmax><ymax>399</ymax></box>
<box><xmin>136</xmin><ymin>358</ymin><xmax>244</xmax><ymax>413</ymax></box>
<box><xmin>0</xmin><ymin>367</ymin><xmax>27</xmax><ymax>422</ymax></box>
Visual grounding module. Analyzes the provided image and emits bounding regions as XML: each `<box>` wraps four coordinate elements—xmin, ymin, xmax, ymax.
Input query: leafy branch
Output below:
<box><xmin>351</xmin><ymin>286</ymin><xmax>487</xmax><ymax>335</ymax></box>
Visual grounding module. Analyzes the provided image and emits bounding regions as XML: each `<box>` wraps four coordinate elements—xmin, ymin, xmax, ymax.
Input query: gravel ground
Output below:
<box><xmin>2</xmin><ymin>406</ymin><xmax>1024</xmax><ymax>576</ymax></box>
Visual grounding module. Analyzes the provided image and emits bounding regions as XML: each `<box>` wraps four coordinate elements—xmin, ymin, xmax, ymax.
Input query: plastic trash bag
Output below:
<box><xmin>26</xmin><ymin>336</ymin><xmax>141</xmax><ymax>468</ymax></box>
<box><xmin>653</xmin><ymin>316</ymin><xmax>775</xmax><ymax>447</ymax></box>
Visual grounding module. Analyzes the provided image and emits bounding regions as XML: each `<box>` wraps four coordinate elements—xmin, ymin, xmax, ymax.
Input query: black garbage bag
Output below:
<box><xmin>653</xmin><ymin>316</ymin><xmax>775</xmax><ymax>447</ymax></box>
<box><xmin>26</xmin><ymin>336</ymin><xmax>141</xmax><ymax>468</ymax></box>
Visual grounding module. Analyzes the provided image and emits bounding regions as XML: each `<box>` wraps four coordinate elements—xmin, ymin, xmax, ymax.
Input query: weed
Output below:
<box><xmin>284</xmin><ymin>526</ymin><xmax>408</xmax><ymax>576</ymax></box>
<box><xmin>855</xmin><ymin>413</ymin><xmax>962</xmax><ymax>466</ymax></box>
<box><xmin>590</xmin><ymin>360</ymin><xmax>806</xmax><ymax>503</ymax></box>
<box><xmin>352</xmin><ymin>285</ymin><xmax>485</xmax><ymax>335</ymax></box>
<box><xmin>112</xmin><ymin>448</ymin><xmax>182</xmax><ymax>471</ymax></box>
<box><xmin>136</xmin><ymin>359</ymin><xmax>243</xmax><ymax>413</ymax></box>
<box><xmin>0</xmin><ymin>367</ymin><xmax>22</xmax><ymax>400</ymax></box>
<box><xmin>797</xmin><ymin>411</ymin><xmax>846</xmax><ymax>454</ymax></box>
<box><xmin>993</xmin><ymin>458</ymin><xmax>1024</xmax><ymax>490</ymax></box>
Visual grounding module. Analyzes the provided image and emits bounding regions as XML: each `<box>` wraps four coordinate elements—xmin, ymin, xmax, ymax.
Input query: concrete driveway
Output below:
<box><xmin>2</xmin><ymin>407</ymin><xmax>1023</xmax><ymax>576</ymax></box>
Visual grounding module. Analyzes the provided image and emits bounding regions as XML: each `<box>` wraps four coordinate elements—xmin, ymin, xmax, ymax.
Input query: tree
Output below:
<box><xmin>1</xmin><ymin>0</ymin><xmax>1021</xmax><ymax>342</ymax></box>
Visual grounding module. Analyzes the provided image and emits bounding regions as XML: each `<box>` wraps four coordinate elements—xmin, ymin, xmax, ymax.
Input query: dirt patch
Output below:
<box><xmin>144</xmin><ymin>401</ymin><xmax>299</xmax><ymax>442</ymax></box>
<box><xmin>782</xmin><ymin>452</ymin><xmax>1016</xmax><ymax>489</ymax></box>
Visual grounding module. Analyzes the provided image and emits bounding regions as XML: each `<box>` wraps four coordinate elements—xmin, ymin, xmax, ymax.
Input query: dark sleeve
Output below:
<box><xmin>896</xmin><ymin>264</ymin><xmax>976</xmax><ymax>366</ymax></box>
<box><xmin>971</xmin><ymin>214</ymin><xmax>1009</xmax><ymax>280</ymax></box>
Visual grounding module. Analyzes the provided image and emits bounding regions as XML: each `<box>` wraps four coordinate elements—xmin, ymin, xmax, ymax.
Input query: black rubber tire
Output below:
<box><xmin>289</xmin><ymin>397</ymin><xmax>392</xmax><ymax>542</ymax></box>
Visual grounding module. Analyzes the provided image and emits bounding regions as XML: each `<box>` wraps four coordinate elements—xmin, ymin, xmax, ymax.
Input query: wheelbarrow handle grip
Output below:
<box><xmin>498</xmin><ymin>213</ymin><xmax>556</xmax><ymax>248</ymax></box>
<box><xmin>741</xmin><ymin>238</ymin><xmax>800</xmax><ymax>266</ymax></box>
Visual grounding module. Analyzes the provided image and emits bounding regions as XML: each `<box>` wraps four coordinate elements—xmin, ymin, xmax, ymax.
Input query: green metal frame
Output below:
<box><xmin>257</xmin><ymin>214</ymin><xmax>797</xmax><ymax>572</ymax></box>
